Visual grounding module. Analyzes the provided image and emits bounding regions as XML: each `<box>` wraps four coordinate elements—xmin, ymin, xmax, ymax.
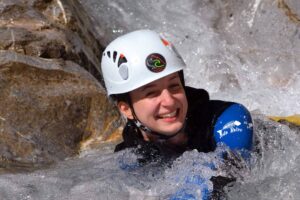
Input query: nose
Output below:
<box><xmin>160</xmin><ymin>89</ymin><xmax>175</xmax><ymax>106</ymax></box>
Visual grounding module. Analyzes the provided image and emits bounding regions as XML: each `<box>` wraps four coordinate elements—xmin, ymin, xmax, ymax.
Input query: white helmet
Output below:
<box><xmin>101</xmin><ymin>29</ymin><xmax>186</xmax><ymax>96</ymax></box>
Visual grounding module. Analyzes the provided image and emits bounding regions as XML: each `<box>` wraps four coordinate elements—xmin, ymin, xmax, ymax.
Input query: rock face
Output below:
<box><xmin>0</xmin><ymin>0</ymin><xmax>121</xmax><ymax>170</ymax></box>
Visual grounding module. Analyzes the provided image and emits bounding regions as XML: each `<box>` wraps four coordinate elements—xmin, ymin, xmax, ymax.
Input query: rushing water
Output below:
<box><xmin>1</xmin><ymin>0</ymin><xmax>300</xmax><ymax>199</ymax></box>
<box><xmin>0</xmin><ymin>113</ymin><xmax>299</xmax><ymax>199</ymax></box>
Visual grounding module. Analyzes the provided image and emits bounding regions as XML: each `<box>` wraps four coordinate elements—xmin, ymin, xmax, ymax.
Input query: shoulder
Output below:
<box><xmin>185</xmin><ymin>100</ymin><xmax>236</xmax><ymax>152</ymax></box>
<box><xmin>185</xmin><ymin>86</ymin><xmax>252</xmax><ymax>151</ymax></box>
<box><xmin>213</xmin><ymin>103</ymin><xmax>253</xmax><ymax>150</ymax></box>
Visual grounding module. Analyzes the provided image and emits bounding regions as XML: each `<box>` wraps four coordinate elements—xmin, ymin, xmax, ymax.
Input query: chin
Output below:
<box><xmin>160</xmin><ymin>123</ymin><xmax>184</xmax><ymax>135</ymax></box>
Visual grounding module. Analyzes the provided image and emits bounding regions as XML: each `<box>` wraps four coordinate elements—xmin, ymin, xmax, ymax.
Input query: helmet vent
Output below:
<box><xmin>107</xmin><ymin>51</ymin><xmax>111</xmax><ymax>58</ymax></box>
<box><xmin>113</xmin><ymin>51</ymin><xmax>117</xmax><ymax>62</ymax></box>
<box><xmin>119</xmin><ymin>64</ymin><xmax>129</xmax><ymax>80</ymax></box>
<box><xmin>118</xmin><ymin>54</ymin><xmax>127</xmax><ymax>67</ymax></box>
<box><xmin>117</xmin><ymin>54</ymin><xmax>128</xmax><ymax>80</ymax></box>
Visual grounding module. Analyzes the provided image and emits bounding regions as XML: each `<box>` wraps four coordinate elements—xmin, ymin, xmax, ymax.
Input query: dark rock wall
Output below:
<box><xmin>0</xmin><ymin>0</ymin><xmax>121</xmax><ymax>170</ymax></box>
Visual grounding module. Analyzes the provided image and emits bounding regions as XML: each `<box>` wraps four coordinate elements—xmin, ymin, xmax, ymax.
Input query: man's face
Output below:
<box><xmin>128</xmin><ymin>72</ymin><xmax>188</xmax><ymax>135</ymax></box>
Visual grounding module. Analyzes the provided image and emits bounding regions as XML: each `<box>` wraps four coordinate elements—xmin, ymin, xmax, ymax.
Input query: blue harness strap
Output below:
<box><xmin>213</xmin><ymin>103</ymin><xmax>253</xmax><ymax>150</ymax></box>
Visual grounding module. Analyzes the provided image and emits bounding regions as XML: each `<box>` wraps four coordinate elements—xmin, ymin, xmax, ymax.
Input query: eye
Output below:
<box><xmin>169</xmin><ymin>83</ymin><xmax>182</xmax><ymax>92</ymax></box>
<box><xmin>170</xmin><ymin>83</ymin><xmax>180</xmax><ymax>89</ymax></box>
<box><xmin>145</xmin><ymin>90</ymin><xmax>159</xmax><ymax>97</ymax></box>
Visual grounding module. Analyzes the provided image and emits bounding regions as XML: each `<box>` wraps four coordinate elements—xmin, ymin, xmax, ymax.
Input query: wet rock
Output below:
<box><xmin>0</xmin><ymin>0</ymin><xmax>122</xmax><ymax>170</ymax></box>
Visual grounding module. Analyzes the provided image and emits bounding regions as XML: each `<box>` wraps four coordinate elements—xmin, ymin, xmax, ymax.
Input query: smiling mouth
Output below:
<box><xmin>158</xmin><ymin>109</ymin><xmax>178</xmax><ymax>119</ymax></box>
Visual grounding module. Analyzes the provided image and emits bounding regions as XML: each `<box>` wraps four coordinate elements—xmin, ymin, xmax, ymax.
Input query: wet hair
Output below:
<box><xmin>178</xmin><ymin>70</ymin><xmax>185</xmax><ymax>87</ymax></box>
<box><xmin>110</xmin><ymin>92</ymin><xmax>130</xmax><ymax>103</ymax></box>
<box><xmin>111</xmin><ymin>70</ymin><xmax>185</xmax><ymax>104</ymax></box>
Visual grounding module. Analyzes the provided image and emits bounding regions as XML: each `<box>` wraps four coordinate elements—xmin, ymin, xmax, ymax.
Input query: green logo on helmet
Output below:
<box><xmin>145</xmin><ymin>53</ymin><xmax>166</xmax><ymax>73</ymax></box>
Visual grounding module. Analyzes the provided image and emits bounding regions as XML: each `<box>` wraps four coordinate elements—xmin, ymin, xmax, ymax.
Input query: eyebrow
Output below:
<box><xmin>169</xmin><ymin>74</ymin><xmax>179</xmax><ymax>81</ymax></box>
<box><xmin>140</xmin><ymin>83</ymin><xmax>156</xmax><ymax>92</ymax></box>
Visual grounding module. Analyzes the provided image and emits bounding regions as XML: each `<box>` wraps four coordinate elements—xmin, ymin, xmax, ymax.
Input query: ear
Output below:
<box><xmin>117</xmin><ymin>101</ymin><xmax>134</xmax><ymax>120</ymax></box>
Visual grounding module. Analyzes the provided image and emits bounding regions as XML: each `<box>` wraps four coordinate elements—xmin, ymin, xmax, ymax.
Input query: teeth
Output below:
<box><xmin>161</xmin><ymin>111</ymin><xmax>177</xmax><ymax>118</ymax></box>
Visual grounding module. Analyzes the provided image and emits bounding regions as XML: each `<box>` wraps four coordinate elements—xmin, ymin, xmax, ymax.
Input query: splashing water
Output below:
<box><xmin>0</xmin><ymin>113</ymin><xmax>299</xmax><ymax>199</ymax></box>
<box><xmin>226</xmin><ymin>113</ymin><xmax>300</xmax><ymax>199</ymax></box>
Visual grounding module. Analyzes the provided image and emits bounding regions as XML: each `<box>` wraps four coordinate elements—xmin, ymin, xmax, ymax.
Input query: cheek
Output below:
<box><xmin>133</xmin><ymin>100</ymin><xmax>158</xmax><ymax>119</ymax></box>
